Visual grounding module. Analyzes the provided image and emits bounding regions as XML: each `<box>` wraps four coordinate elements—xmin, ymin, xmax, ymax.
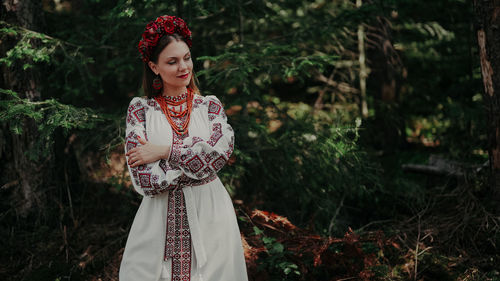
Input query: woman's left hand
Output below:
<box><xmin>126</xmin><ymin>136</ymin><xmax>170</xmax><ymax>168</ymax></box>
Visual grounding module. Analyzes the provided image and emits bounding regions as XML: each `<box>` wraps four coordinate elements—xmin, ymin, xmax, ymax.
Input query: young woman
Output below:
<box><xmin>120</xmin><ymin>15</ymin><xmax>248</xmax><ymax>281</ymax></box>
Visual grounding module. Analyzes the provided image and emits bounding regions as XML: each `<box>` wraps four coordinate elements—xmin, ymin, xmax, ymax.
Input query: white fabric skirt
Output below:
<box><xmin>119</xmin><ymin>177</ymin><xmax>248</xmax><ymax>281</ymax></box>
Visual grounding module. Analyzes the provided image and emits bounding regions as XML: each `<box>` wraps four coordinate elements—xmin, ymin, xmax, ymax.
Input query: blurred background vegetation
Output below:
<box><xmin>1</xmin><ymin>0</ymin><xmax>498</xmax><ymax>280</ymax></box>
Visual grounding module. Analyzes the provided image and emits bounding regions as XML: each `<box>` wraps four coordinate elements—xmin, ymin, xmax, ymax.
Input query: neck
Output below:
<box><xmin>162</xmin><ymin>85</ymin><xmax>187</xmax><ymax>97</ymax></box>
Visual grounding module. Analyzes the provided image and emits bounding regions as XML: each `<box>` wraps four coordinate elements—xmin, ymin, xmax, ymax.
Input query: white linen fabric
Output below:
<box><xmin>119</xmin><ymin>94</ymin><xmax>248</xmax><ymax>281</ymax></box>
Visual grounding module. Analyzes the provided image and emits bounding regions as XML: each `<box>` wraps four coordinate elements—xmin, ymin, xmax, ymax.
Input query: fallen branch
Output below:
<box><xmin>402</xmin><ymin>155</ymin><xmax>488</xmax><ymax>177</ymax></box>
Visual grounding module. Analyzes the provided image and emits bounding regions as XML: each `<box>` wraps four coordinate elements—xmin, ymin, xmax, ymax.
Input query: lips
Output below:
<box><xmin>177</xmin><ymin>73</ymin><xmax>189</xmax><ymax>79</ymax></box>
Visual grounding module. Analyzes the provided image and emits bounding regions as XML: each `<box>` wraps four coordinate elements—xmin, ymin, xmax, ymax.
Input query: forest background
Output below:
<box><xmin>1</xmin><ymin>0</ymin><xmax>499</xmax><ymax>280</ymax></box>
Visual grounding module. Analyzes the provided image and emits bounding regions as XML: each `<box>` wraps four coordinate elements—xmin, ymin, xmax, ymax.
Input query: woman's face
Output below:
<box><xmin>149</xmin><ymin>39</ymin><xmax>193</xmax><ymax>94</ymax></box>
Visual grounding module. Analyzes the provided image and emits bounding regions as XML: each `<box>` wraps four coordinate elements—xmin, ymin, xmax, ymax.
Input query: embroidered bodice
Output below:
<box><xmin>125</xmin><ymin>94</ymin><xmax>235</xmax><ymax>196</ymax></box>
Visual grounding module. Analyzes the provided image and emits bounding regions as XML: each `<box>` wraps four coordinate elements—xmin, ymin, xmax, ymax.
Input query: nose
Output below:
<box><xmin>179</xmin><ymin>59</ymin><xmax>187</xmax><ymax>71</ymax></box>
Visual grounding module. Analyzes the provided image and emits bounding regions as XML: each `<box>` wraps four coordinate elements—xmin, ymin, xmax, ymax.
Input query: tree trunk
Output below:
<box><xmin>365</xmin><ymin>15</ymin><xmax>406</xmax><ymax>151</ymax></box>
<box><xmin>1</xmin><ymin>0</ymin><xmax>50</xmax><ymax>216</ymax></box>
<box><xmin>472</xmin><ymin>0</ymin><xmax>500</xmax><ymax>195</ymax></box>
<box><xmin>177</xmin><ymin>0</ymin><xmax>183</xmax><ymax>18</ymax></box>
<box><xmin>357</xmin><ymin>0</ymin><xmax>369</xmax><ymax>118</ymax></box>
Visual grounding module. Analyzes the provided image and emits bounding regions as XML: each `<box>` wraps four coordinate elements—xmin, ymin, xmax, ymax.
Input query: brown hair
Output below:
<box><xmin>142</xmin><ymin>33</ymin><xmax>199</xmax><ymax>98</ymax></box>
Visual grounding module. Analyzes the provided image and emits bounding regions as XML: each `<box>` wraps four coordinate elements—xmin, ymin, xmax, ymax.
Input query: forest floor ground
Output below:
<box><xmin>1</xmin><ymin>149</ymin><xmax>499</xmax><ymax>281</ymax></box>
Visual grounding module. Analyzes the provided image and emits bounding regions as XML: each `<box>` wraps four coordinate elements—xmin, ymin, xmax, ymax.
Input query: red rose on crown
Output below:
<box><xmin>179</xmin><ymin>27</ymin><xmax>191</xmax><ymax>39</ymax></box>
<box><xmin>175</xmin><ymin>18</ymin><xmax>186</xmax><ymax>30</ymax></box>
<box><xmin>142</xmin><ymin>32</ymin><xmax>159</xmax><ymax>46</ymax></box>
<box><xmin>164</xmin><ymin>20</ymin><xmax>175</xmax><ymax>34</ymax></box>
<box><xmin>159</xmin><ymin>15</ymin><xmax>172</xmax><ymax>22</ymax></box>
<box><xmin>145</xmin><ymin>22</ymin><xmax>159</xmax><ymax>33</ymax></box>
<box><xmin>138</xmin><ymin>41</ymin><xmax>149</xmax><ymax>62</ymax></box>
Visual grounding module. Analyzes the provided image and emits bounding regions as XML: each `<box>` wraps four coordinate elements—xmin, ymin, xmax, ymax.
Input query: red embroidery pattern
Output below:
<box><xmin>147</xmin><ymin>99</ymin><xmax>162</xmax><ymax>111</ymax></box>
<box><xmin>169</xmin><ymin>97</ymin><xmax>233</xmax><ymax>180</ymax></box>
<box><xmin>165</xmin><ymin>132</ymin><xmax>191</xmax><ymax>281</ymax></box>
<box><xmin>208</xmin><ymin>100</ymin><xmax>221</xmax><ymax>114</ymax></box>
<box><xmin>192</xmin><ymin>96</ymin><xmax>204</xmax><ymax>108</ymax></box>
<box><xmin>208</xmin><ymin>100</ymin><xmax>221</xmax><ymax>121</ymax></box>
<box><xmin>125</xmin><ymin>100</ymin><xmax>217</xmax><ymax>197</ymax></box>
<box><xmin>185</xmin><ymin>155</ymin><xmax>204</xmax><ymax>173</ymax></box>
<box><xmin>133</xmin><ymin>107</ymin><xmax>146</xmax><ymax>122</ymax></box>
<box><xmin>126</xmin><ymin>100</ymin><xmax>146</xmax><ymax>126</ymax></box>
<box><xmin>225</xmin><ymin>128</ymin><xmax>235</xmax><ymax>158</ymax></box>
<box><xmin>207</xmin><ymin>123</ymin><xmax>222</xmax><ymax>147</ymax></box>
<box><xmin>138</xmin><ymin>172</ymin><xmax>152</xmax><ymax>187</ymax></box>
<box><xmin>165</xmin><ymin>92</ymin><xmax>188</xmax><ymax>102</ymax></box>
<box><xmin>211</xmin><ymin>155</ymin><xmax>227</xmax><ymax>171</ymax></box>
<box><xmin>165</xmin><ymin>188</ymin><xmax>191</xmax><ymax>281</ymax></box>
<box><xmin>126</xmin><ymin>139</ymin><xmax>138</xmax><ymax>152</ymax></box>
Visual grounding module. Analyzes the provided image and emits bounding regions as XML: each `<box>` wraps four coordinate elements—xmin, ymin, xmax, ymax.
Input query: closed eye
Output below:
<box><xmin>166</xmin><ymin>53</ymin><xmax>190</xmax><ymax>64</ymax></box>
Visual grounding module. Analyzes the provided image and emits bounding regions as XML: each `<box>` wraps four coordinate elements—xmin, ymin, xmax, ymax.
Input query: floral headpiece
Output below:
<box><xmin>138</xmin><ymin>15</ymin><xmax>192</xmax><ymax>62</ymax></box>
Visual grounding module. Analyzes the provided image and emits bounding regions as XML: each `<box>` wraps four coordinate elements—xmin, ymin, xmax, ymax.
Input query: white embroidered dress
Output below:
<box><xmin>120</xmin><ymin>94</ymin><xmax>248</xmax><ymax>281</ymax></box>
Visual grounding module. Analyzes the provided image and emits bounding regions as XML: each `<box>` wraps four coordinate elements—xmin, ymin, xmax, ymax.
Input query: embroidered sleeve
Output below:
<box><xmin>124</xmin><ymin>97</ymin><xmax>184</xmax><ymax>197</ymax></box>
<box><xmin>168</xmin><ymin>95</ymin><xmax>235</xmax><ymax>180</ymax></box>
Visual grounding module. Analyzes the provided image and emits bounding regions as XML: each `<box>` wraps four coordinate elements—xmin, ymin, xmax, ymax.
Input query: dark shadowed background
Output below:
<box><xmin>1</xmin><ymin>0</ymin><xmax>499</xmax><ymax>280</ymax></box>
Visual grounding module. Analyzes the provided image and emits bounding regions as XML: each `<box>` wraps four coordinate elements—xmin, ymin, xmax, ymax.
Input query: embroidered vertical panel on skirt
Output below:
<box><xmin>165</xmin><ymin>188</ymin><xmax>192</xmax><ymax>281</ymax></box>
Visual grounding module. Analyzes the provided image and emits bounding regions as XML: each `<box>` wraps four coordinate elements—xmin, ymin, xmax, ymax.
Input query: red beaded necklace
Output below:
<box><xmin>154</xmin><ymin>88</ymin><xmax>194</xmax><ymax>135</ymax></box>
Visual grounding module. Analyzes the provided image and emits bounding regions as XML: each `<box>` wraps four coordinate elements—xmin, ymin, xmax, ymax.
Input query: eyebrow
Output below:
<box><xmin>167</xmin><ymin>52</ymin><xmax>190</xmax><ymax>59</ymax></box>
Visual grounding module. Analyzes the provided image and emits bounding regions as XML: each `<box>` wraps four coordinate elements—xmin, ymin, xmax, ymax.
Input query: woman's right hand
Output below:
<box><xmin>126</xmin><ymin>136</ymin><xmax>171</xmax><ymax>168</ymax></box>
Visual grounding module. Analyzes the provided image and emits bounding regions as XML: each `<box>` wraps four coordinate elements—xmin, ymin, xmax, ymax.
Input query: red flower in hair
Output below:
<box><xmin>138</xmin><ymin>40</ymin><xmax>145</xmax><ymax>50</ymax></box>
<box><xmin>142</xmin><ymin>32</ymin><xmax>159</xmax><ymax>45</ymax></box>
<box><xmin>164</xmin><ymin>20</ymin><xmax>175</xmax><ymax>34</ymax></box>
<box><xmin>179</xmin><ymin>27</ymin><xmax>191</xmax><ymax>38</ymax></box>
<box><xmin>145</xmin><ymin>22</ymin><xmax>159</xmax><ymax>33</ymax></box>
<box><xmin>176</xmin><ymin>18</ymin><xmax>186</xmax><ymax>30</ymax></box>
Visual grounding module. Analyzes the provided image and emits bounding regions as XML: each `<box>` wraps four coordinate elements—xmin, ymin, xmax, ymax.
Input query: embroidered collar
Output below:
<box><xmin>162</xmin><ymin>92</ymin><xmax>188</xmax><ymax>102</ymax></box>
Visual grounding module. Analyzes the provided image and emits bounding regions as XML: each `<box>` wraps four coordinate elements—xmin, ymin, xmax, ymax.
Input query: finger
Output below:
<box><xmin>129</xmin><ymin>153</ymin><xmax>138</xmax><ymax>163</ymax></box>
<box><xmin>130</xmin><ymin>155</ymin><xmax>143</xmax><ymax>166</ymax></box>
<box><xmin>137</xmin><ymin>136</ymin><xmax>147</xmax><ymax>145</ymax></box>
<box><xmin>126</xmin><ymin>148</ymin><xmax>137</xmax><ymax>156</ymax></box>
<box><xmin>131</xmin><ymin>159</ymin><xmax>141</xmax><ymax>168</ymax></box>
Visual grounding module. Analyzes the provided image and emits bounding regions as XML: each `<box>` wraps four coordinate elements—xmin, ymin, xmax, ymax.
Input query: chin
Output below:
<box><xmin>165</xmin><ymin>81</ymin><xmax>189</xmax><ymax>89</ymax></box>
